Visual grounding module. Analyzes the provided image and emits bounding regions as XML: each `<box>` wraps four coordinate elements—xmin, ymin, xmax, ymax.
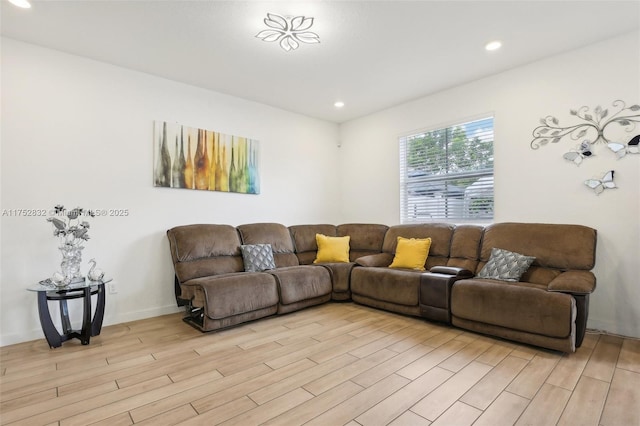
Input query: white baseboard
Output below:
<box><xmin>587</xmin><ymin>317</ymin><xmax>640</xmax><ymax>340</ymax></box>
<box><xmin>102</xmin><ymin>304</ymin><xmax>183</xmax><ymax>328</ymax></box>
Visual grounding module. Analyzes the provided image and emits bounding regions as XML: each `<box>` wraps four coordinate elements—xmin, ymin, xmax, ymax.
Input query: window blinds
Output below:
<box><xmin>399</xmin><ymin>117</ymin><xmax>494</xmax><ymax>222</ymax></box>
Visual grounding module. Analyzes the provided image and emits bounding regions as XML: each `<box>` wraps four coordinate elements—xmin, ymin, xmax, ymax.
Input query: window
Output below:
<box><xmin>400</xmin><ymin>116</ymin><xmax>494</xmax><ymax>222</ymax></box>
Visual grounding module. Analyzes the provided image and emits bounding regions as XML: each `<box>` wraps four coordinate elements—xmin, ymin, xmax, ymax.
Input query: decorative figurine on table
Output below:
<box><xmin>50</xmin><ymin>272</ymin><xmax>67</xmax><ymax>288</ymax></box>
<box><xmin>87</xmin><ymin>258</ymin><xmax>105</xmax><ymax>282</ymax></box>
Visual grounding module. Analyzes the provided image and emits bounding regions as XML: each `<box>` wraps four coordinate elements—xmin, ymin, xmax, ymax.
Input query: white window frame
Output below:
<box><xmin>399</xmin><ymin>115</ymin><xmax>494</xmax><ymax>223</ymax></box>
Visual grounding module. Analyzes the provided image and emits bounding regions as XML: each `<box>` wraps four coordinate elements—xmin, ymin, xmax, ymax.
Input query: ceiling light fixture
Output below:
<box><xmin>255</xmin><ymin>13</ymin><xmax>320</xmax><ymax>52</ymax></box>
<box><xmin>7</xmin><ymin>0</ymin><xmax>31</xmax><ymax>8</ymax></box>
<box><xmin>334</xmin><ymin>101</ymin><xmax>345</xmax><ymax>108</ymax></box>
<box><xmin>485</xmin><ymin>40</ymin><xmax>502</xmax><ymax>51</ymax></box>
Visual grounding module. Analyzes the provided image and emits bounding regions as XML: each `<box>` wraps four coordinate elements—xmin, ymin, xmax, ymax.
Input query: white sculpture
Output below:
<box><xmin>51</xmin><ymin>271</ymin><xmax>67</xmax><ymax>287</ymax></box>
<box><xmin>87</xmin><ymin>258</ymin><xmax>105</xmax><ymax>281</ymax></box>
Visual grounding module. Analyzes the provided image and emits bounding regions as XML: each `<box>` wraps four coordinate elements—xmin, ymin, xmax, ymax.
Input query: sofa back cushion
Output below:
<box><xmin>447</xmin><ymin>225</ymin><xmax>483</xmax><ymax>272</ymax></box>
<box><xmin>383</xmin><ymin>224</ymin><xmax>454</xmax><ymax>269</ymax></box>
<box><xmin>237</xmin><ymin>223</ymin><xmax>299</xmax><ymax>267</ymax></box>
<box><xmin>337</xmin><ymin>223</ymin><xmax>389</xmax><ymax>261</ymax></box>
<box><xmin>167</xmin><ymin>224</ymin><xmax>244</xmax><ymax>283</ymax></box>
<box><xmin>478</xmin><ymin>223</ymin><xmax>597</xmax><ymax>279</ymax></box>
<box><xmin>289</xmin><ymin>224</ymin><xmax>338</xmax><ymax>265</ymax></box>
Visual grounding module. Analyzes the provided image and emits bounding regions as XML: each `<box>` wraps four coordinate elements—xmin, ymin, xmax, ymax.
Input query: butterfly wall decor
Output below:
<box><xmin>607</xmin><ymin>135</ymin><xmax>640</xmax><ymax>159</ymax></box>
<box><xmin>530</xmin><ymin>100</ymin><xmax>638</xmax><ymax>195</ymax></box>
<box><xmin>563</xmin><ymin>140</ymin><xmax>594</xmax><ymax>166</ymax></box>
<box><xmin>584</xmin><ymin>170</ymin><xmax>616</xmax><ymax>195</ymax></box>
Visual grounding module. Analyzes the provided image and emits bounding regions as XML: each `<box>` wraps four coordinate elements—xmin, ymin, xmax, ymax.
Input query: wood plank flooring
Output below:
<box><xmin>1</xmin><ymin>303</ymin><xmax>639</xmax><ymax>425</ymax></box>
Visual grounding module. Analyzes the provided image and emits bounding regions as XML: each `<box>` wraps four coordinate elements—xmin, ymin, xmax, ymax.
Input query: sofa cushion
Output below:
<box><xmin>351</xmin><ymin>267</ymin><xmax>421</xmax><ymax>306</ymax></box>
<box><xmin>476</xmin><ymin>248</ymin><xmax>535</xmax><ymax>282</ymax></box>
<box><xmin>355</xmin><ymin>253</ymin><xmax>394</xmax><ymax>267</ymax></box>
<box><xmin>548</xmin><ymin>270</ymin><xmax>597</xmax><ymax>295</ymax></box>
<box><xmin>389</xmin><ymin>237</ymin><xmax>432</xmax><ymax>271</ymax></box>
<box><xmin>446</xmin><ymin>224</ymin><xmax>483</xmax><ymax>272</ymax></box>
<box><xmin>182</xmin><ymin>272</ymin><xmax>279</xmax><ymax>320</ymax></box>
<box><xmin>383</xmin><ymin>224</ymin><xmax>453</xmax><ymax>269</ymax></box>
<box><xmin>289</xmin><ymin>224</ymin><xmax>337</xmax><ymax>264</ymax></box>
<box><xmin>168</xmin><ymin>224</ymin><xmax>241</xmax><ymax>261</ymax></box>
<box><xmin>480</xmin><ymin>222</ymin><xmax>596</xmax><ymax>271</ymax></box>
<box><xmin>167</xmin><ymin>224</ymin><xmax>244</xmax><ymax>282</ymax></box>
<box><xmin>237</xmin><ymin>223</ymin><xmax>299</xmax><ymax>267</ymax></box>
<box><xmin>241</xmin><ymin>244</ymin><xmax>276</xmax><ymax>272</ymax></box>
<box><xmin>314</xmin><ymin>234</ymin><xmax>350</xmax><ymax>263</ymax></box>
<box><xmin>451</xmin><ymin>279</ymin><xmax>574</xmax><ymax>338</ymax></box>
<box><xmin>268</xmin><ymin>266</ymin><xmax>332</xmax><ymax>305</ymax></box>
<box><xmin>337</xmin><ymin>223</ymin><xmax>389</xmax><ymax>261</ymax></box>
<box><xmin>321</xmin><ymin>262</ymin><xmax>355</xmax><ymax>293</ymax></box>
<box><xmin>174</xmin><ymin>257</ymin><xmax>244</xmax><ymax>284</ymax></box>
<box><xmin>520</xmin><ymin>266</ymin><xmax>562</xmax><ymax>285</ymax></box>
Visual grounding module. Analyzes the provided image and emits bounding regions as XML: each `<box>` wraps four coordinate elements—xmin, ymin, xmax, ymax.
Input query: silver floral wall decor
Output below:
<box><xmin>530</xmin><ymin>100</ymin><xmax>639</xmax><ymax>150</ymax></box>
<box><xmin>529</xmin><ymin>100</ymin><xmax>639</xmax><ymax>195</ymax></box>
<box><xmin>255</xmin><ymin>13</ymin><xmax>320</xmax><ymax>52</ymax></box>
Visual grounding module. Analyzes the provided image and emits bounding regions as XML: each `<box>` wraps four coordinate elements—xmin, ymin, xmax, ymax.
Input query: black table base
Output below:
<box><xmin>37</xmin><ymin>283</ymin><xmax>105</xmax><ymax>348</ymax></box>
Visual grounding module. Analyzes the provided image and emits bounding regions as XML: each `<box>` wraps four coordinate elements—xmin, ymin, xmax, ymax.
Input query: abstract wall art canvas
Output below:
<box><xmin>153</xmin><ymin>121</ymin><xmax>260</xmax><ymax>194</ymax></box>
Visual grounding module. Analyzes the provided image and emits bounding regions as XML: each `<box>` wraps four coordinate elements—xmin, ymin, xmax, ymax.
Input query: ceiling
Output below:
<box><xmin>2</xmin><ymin>1</ymin><xmax>639</xmax><ymax>123</ymax></box>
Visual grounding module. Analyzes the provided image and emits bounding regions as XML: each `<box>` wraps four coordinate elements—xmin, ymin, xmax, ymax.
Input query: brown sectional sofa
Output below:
<box><xmin>166</xmin><ymin>221</ymin><xmax>596</xmax><ymax>352</ymax></box>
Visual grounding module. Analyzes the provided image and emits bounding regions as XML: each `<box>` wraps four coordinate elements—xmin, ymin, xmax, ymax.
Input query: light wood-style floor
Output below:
<box><xmin>1</xmin><ymin>303</ymin><xmax>639</xmax><ymax>426</ymax></box>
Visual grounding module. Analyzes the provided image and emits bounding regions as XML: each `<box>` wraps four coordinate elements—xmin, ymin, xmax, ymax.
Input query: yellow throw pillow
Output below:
<box><xmin>389</xmin><ymin>236</ymin><xmax>432</xmax><ymax>271</ymax></box>
<box><xmin>314</xmin><ymin>234</ymin><xmax>351</xmax><ymax>263</ymax></box>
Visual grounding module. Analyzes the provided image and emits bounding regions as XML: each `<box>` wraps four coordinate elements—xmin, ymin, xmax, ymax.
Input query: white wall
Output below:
<box><xmin>0</xmin><ymin>38</ymin><xmax>340</xmax><ymax>345</ymax></box>
<box><xmin>339</xmin><ymin>32</ymin><xmax>640</xmax><ymax>338</ymax></box>
<box><xmin>2</xmin><ymin>32</ymin><xmax>639</xmax><ymax>346</ymax></box>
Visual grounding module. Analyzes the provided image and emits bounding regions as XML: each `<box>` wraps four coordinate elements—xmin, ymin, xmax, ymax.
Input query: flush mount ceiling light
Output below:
<box><xmin>255</xmin><ymin>13</ymin><xmax>320</xmax><ymax>52</ymax></box>
<box><xmin>334</xmin><ymin>101</ymin><xmax>345</xmax><ymax>108</ymax></box>
<box><xmin>485</xmin><ymin>40</ymin><xmax>502</xmax><ymax>51</ymax></box>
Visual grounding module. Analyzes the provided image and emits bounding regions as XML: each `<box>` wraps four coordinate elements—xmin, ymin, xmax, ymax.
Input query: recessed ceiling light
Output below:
<box><xmin>8</xmin><ymin>0</ymin><xmax>31</xmax><ymax>8</ymax></box>
<box><xmin>334</xmin><ymin>101</ymin><xmax>345</xmax><ymax>108</ymax></box>
<box><xmin>485</xmin><ymin>40</ymin><xmax>502</xmax><ymax>51</ymax></box>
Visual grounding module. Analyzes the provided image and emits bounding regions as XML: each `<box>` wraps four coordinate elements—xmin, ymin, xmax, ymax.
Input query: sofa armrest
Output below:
<box><xmin>429</xmin><ymin>266</ymin><xmax>474</xmax><ymax>278</ymax></box>
<box><xmin>547</xmin><ymin>270</ymin><xmax>596</xmax><ymax>295</ymax></box>
<box><xmin>355</xmin><ymin>253</ymin><xmax>394</xmax><ymax>267</ymax></box>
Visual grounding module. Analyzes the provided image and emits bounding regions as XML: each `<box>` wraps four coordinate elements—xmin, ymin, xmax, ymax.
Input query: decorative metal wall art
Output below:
<box><xmin>530</xmin><ymin>100</ymin><xmax>640</xmax><ymax>150</ymax></box>
<box><xmin>530</xmin><ymin>100</ymin><xmax>639</xmax><ymax>195</ymax></box>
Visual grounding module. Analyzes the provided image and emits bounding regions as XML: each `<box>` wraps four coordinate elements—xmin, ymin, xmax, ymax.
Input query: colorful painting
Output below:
<box><xmin>153</xmin><ymin>121</ymin><xmax>260</xmax><ymax>194</ymax></box>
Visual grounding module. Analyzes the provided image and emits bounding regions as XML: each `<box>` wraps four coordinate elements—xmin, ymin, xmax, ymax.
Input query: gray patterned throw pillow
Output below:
<box><xmin>477</xmin><ymin>248</ymin><xmax>535</xmax><ymax>282</ymax></box>
<box><xmin>241</xmin><ymin>244</ymin><xmax>276</xmax><ymax>272</ymax></box>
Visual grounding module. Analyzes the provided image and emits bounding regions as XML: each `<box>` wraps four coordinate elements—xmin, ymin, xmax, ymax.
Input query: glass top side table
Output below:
<box><xmin>27</xmin><ymin>278</ymin><xmax>111</xmax><ymax>348</ymax></box>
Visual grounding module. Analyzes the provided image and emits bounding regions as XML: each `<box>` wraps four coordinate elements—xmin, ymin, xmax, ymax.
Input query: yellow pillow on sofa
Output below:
<box><xmin>314</xmin><ymin>234</ymin><xmax>351</xmax><ymax>263</ymax></box>
<box><xmin>389</xmin><ymin>236</ymin><xmax>432</xmax><ymax>271</ymax></box>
